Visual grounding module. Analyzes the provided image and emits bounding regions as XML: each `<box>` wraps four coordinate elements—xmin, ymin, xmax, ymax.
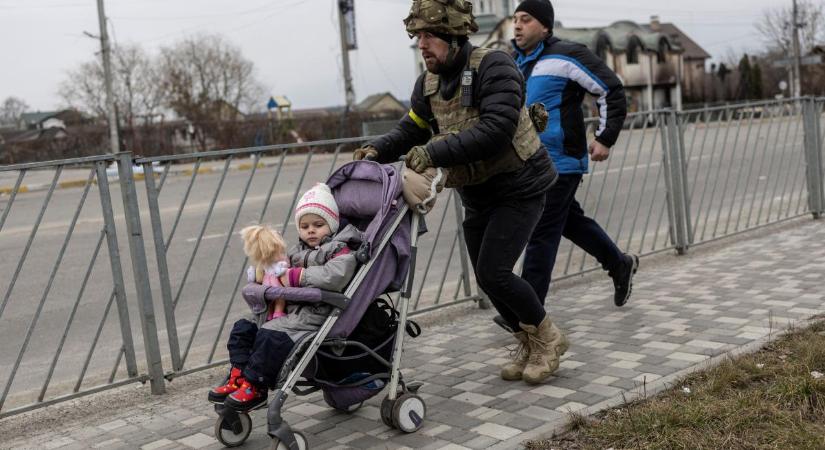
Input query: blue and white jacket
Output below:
<box><xmin>514</xmin><ymin>36</ymin><xmax>627</xmax><ymax>174</ymax></box>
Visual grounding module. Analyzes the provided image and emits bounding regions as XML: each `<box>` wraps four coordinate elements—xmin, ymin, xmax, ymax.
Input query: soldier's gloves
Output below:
<box><xmin>405</xmin><ymin>145</ymin><xmax>433</xmax><ymax>174</ymax></box>
<box><xmin>353</xmin><ymin>145</ymin><xmax>379</xmax><ymax>161</ymax></box>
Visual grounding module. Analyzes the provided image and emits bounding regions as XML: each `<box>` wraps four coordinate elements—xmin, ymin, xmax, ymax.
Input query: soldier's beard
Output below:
<box><xmin>425</xmin><ymin>47</ymin><xmax>460</xmax><ymax>74</ymax></box>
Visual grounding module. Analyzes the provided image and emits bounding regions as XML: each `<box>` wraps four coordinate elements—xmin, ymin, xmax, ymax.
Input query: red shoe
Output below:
<box><xmin>208</xmin><ymin>366</ymin><xmax>244</xmax><ymax>404</ymax></box>
<box><xmin>224</xmin><ymin>380</ymin><xmax>267</xmax><ymax>411</ymax></box>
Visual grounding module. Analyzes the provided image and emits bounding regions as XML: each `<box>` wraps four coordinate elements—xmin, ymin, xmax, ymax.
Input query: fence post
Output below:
<box><xmin>449</xmin><ymin>190</ymin><xmax>489</xmax><ymax>309</ymax></box>
<box><xmin>802</xmin><ymin>98</ymin><xmax>824</xmax><ymax>219</ymax></box>
<box><xmin>142</xmin><ymin>162</ymin><xmax>182</xmax><ymax>372</ymax></box>
<box><xmin>95</xmin><ymin>161</ymin><xmax>139</xmax><ymax>378</ymax></box>
<box><xmin>450</xmin><ymin>191</ymin><xmax>478</xmax><ymax>304</ymax></box>
<box><xmin>116</xmin><ymin>152</ymin><xmax>166</xmax><ymax>394</ymax></box>
<box><xmin>662</xmin><ymin>109</ymin><xmax>692</xmax><ymax>254</ymax></box>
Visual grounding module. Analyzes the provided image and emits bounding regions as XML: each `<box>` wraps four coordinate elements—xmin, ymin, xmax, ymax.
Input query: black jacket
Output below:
<box><xmin>370</xmin><ymin>42</ymin><xmax>556</xmax><ymax>208</ymax></box>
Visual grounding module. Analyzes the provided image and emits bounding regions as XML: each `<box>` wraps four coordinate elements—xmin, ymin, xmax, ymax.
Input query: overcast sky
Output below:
<box><xmin>0</xmin><ymin>0</ymin><xmax>782</xmax><ymax>112</ymax></box>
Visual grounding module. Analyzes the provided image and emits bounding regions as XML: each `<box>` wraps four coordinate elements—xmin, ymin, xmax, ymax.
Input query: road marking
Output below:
<box><xmin>0</xmin><ymin>192</ymin><xmax>293</xmax><ymax>238</ymax></box>
<box><xmin>185</xmin><ymin>224</ymin><xmax>285</xmax><ymax>243</ymax></box>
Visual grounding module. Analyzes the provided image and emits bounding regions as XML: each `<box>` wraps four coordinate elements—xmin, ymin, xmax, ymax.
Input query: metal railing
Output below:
<box><xmin>0</xmin><ymin>154</ymin><xmax>152</xmax><ymax>418</ymax></box>
<box><xmin>0</xmin><ymin>97</ymin><xmax>823</xmax><ymax>417</ymax></box>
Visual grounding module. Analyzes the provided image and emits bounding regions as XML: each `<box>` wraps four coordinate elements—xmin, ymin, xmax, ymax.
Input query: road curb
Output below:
<box><xmin>0</xmin><ymin>160</ymin><xmax>278</xmax><ymax>197</ymax></box>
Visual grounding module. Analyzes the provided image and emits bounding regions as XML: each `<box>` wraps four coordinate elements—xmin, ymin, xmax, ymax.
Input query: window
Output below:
<box><xmin>627</xmin><ymin>42</ymin><xmax>639</xmax><ymax>65</ymax></box>
<box><xmin>595</xmin><ymin>36</ymin><xmax>610</xmax><ymax>62</ymax></box>
<box><xmin>657</xmin><ymin>41</ymin><xmax>668</xmax><ymax>64</ymax></box>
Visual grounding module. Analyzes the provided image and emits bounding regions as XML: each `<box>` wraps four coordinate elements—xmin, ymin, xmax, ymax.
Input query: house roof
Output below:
<box><xmin>646</xmin><ymin>23</ymin><xmax>711</xmax><ymax>60</ymax></box>
<box><xmin>20</xmin><ymin>111</ymin><xmax>59</xmax><ymax>125</ymax></box>
<box><xmin>554</xmin><ymin>21</ymin><xmax>683</xmax><ymax>54</ymax></box>
<box><xmin>271</xmin><ymin>95</ymin><xmax>291</xmax><ymax>107</ymax></box>
<box><xmin>356</xmin><ymin>92</ymin><xmax>405</xmax><ymax>112</ymax></box>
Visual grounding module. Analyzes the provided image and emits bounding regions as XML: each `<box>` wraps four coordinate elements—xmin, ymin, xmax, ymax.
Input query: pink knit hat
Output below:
<box><xmin>294</xmin><ymin>183</ymin><xmax>340</xmax><ymax>233</ymax></box>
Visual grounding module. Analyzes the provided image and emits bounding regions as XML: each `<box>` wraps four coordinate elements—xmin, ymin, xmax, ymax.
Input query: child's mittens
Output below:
<box><xmin>282</xmin><ymin>267</ymin><xmax>304</xmax><ymax>287</ymax></box>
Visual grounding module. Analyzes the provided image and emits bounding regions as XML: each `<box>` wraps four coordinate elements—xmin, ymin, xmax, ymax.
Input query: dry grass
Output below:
<box><xmin>526</xmin><ymin>320</ymin><xmax>825</xmax><ymax>450</ymax></box>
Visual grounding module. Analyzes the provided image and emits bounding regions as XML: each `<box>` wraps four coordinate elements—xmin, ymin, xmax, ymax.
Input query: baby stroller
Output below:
<box><xmin>213</xmin><ymin>160</ymin><xmax>427</xmax><ymax>449</ymax></box>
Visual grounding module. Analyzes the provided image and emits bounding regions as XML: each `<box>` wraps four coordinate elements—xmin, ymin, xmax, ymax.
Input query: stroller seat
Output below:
<box><xmin>213</xmin><ymin>161</ymin><xmax>428</xmax><ymax>449</ymax></box>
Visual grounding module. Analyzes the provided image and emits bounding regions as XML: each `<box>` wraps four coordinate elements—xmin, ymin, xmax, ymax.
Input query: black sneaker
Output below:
<box><xmin>611</xmin><ymin>254</ymin><xmax>639</xmax><ymax>307</ymax></box>
<box><xmin>492</xmin><ymin>315</ymin><xmax>516</xmax><ymax>334</ymax></box>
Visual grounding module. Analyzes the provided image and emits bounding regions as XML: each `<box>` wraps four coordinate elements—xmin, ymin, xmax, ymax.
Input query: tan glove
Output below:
<box><xmin>405</xmin><ymin>145</ymin><xmax>433</xmax><ymax>174</ymax></box>
<box><xmin>403</xmin><ymin>167</ymin><xmax>447</xmax><ymax>214</ymax></box>
<box><xmin>353</xmin><ymin>145</ymin><xmax>379</xmax><ymax>161</ymax></box>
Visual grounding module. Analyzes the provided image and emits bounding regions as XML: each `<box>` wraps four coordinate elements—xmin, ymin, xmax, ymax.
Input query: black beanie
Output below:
<box><xmin>515</xmin><ymin>0</ymin><xmax>554</xmax><ymax>31</ymax></box>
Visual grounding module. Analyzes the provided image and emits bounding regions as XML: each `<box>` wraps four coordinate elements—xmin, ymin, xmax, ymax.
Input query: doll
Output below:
<box><xmin>240</xmin><ymin>224</ymin><xmax>289</xmax><ymax>320</ymax></box>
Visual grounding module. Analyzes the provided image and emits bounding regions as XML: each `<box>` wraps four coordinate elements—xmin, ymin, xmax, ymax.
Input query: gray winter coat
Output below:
<box><xmin>251</xmin><ymin>224</ymin><xmax>364</xmax><ymax>338</ymax></box>
<box><xmin>287</xmin><ymin>224</ymin><xmax>363</xmax><ymax>292</ymax></box>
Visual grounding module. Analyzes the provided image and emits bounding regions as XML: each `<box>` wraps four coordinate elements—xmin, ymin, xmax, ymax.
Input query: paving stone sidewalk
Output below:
<box><xmin>3</xmin><ymin>219</ymin><xmax>825</xmax><ymax>450</ymax></box>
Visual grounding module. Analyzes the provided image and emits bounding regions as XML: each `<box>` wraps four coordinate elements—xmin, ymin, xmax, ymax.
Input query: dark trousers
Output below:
<box><xmin>462</xmin><ymin>195</ymin><xmax>546</xmax><ymax>330</ymax></box>
<box><xmin>522</xmin><ymin>174</ymin><xmax>625</xmax><ymax>303</ymax></box>
<box><xmin>227</xmin><ymin>318</ymin><xmax>294</xmax><ymax>389</ymax></box>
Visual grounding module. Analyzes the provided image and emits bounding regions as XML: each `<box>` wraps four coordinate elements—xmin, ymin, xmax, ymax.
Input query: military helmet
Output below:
<box><xmin>404</xmin><ymin>0</ymin><xmax>479</xmax><ymax>37</ymax></box>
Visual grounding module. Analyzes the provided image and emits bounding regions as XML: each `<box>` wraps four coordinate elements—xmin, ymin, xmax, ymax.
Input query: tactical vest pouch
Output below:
<box><xmin>528</xmin><ymin>102</ymin><xmax>548</xmax><ymax>132</ymax></box>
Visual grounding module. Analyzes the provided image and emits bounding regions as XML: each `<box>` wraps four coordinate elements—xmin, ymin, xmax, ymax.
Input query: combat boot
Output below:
<box><xmin>500</xmin><ymin>331</ymin><xmax>529</xmax><ymax>381</ymax></box>
<box><xmin>520</xmin><ymin>316</ymin><xmax>569</xmax><ymax>384</ymax></box>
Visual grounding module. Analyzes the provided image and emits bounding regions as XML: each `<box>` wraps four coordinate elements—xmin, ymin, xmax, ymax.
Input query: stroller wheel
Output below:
<box><xmin>270</xmin><ymin>430</ymin><xmax>308</xmax><ymax>450</ymax></box>
<box><xmin>214</xmin><ymin>411</ymin><xmax>252</xmax><ymax>447</ymax></box>
<box><xmin>391</xmin><ymin>393</ymin><xmax>426</xmax><ymax>433</ymax></box>
<box><xmin>380</xmin><ymin>396</ymin><xmax>394</xmax><ymax>428</ymax></box>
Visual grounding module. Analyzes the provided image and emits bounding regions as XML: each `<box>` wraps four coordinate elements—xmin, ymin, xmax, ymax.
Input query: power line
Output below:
<box><xmin>135</xmin><ymin>0</ymin><xmax>306</xmax><ymax>44</ymax></box>
<box><xmin>109</xmin><ymin>0</ymin><xmax>288</xmax><ymax>21</ymax></box>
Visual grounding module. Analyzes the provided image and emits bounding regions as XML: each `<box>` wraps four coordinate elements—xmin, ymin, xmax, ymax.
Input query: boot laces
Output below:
<box><xmin>527</xmin><ymin>333</ymin><xmax>550</xmax><ymax>365</ymax></box>
<box><xmin>508</xmin><ymin>342</ymin><xmax>528</xmax><ymax>362</ymax></box>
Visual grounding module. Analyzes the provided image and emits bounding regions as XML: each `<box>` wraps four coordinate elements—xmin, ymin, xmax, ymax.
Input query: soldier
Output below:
<box><xmin>353</xmin><ymin>0</ymin><xmax>566</xmax><ymax>384</ymax></box>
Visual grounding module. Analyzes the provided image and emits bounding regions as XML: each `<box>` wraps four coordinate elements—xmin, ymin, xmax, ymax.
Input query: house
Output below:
<box><xmin>18</xmin><ymin>110</ymin><xmax>85</xmax><ymax>131</ymax></box>
<box><xmin>558</xmin><ymin>20</ymin><xmax>685</xmax><ymax>112</ymax></box>
<box><xmin>647</xmin><ymin>17</ymin><xmax>711</xmax><ymax>102</ymax></box>
<box><xmin>355</xmin><ymin>92</ymin><xmax>406</xmax><ymax>115</ymax></box>
<box><xmin>477</xmin><ymin>16</ymin><xmax>707</xmax><ymax>112</ymax></box>
<box><xmin>2</xmin><ymin>127</ymin><xmax>68</xmax><ymax>144</ymax></box>
<box><xmin>268</xmin><ymin>95</ymin><xmax>293</xmax><ymax>120</ymax></box>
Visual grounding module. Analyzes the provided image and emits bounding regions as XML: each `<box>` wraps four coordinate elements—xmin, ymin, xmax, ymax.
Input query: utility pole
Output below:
<box><xmin>97</xmin><ymin>0</ymin><xmax>120</xmax><ymax>154</ymax></box>
<box><xmin>337</xmin><ymin>0</ymin><xmax>356</xmax><ymax>112</ymax></box>
<box><xmin>792</xmin><ymin>0</ymin><xmax>803</xmax><ymax>98</ymax></box>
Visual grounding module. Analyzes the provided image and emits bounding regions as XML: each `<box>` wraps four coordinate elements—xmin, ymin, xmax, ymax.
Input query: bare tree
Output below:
<box><xmin>755</xmin><ymin>0</ymin><xmax>825</xmax><ymax>55</ymax></box>
<box><xmin>0</xmin><ymin>96</ymin><xmax>29</xmax><ymax>126</ymax></box>
<box><xmin>60</xmin><ymin>43</ymin><xmax>165</xmax><ymax>127</ymax></box>
<box><xmin>158</xmin><ymin>34</ymin><xmax>265</xmax><ymax>150</ymax></box>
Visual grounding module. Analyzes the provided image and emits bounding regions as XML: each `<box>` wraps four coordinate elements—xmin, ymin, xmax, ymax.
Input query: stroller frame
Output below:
<box><xmin>214</xmin><ymin>203</ymin><xmax>425</xmax><ymax>449</ymax></box>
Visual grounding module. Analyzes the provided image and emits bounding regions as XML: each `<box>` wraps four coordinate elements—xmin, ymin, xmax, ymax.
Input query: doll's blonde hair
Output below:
<box><xmin>240</xmin><ymin>224</ymin><xmax>287</xmax><ymax>267</ymax></box>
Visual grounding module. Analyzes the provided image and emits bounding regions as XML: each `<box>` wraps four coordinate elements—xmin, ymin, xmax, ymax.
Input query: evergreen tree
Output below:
<box><xmin>751</xmin><ymin>63</ymin><xmax>764</xmax><ymax>99</ymax></box>
<box><xmin>738</xmin><ymin>54</ymin><xmax>753</xmax><ymax>99</ymax></box>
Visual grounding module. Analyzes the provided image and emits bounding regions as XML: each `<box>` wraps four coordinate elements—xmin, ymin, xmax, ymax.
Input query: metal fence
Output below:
<box><xmin>0</xmin><ymin>97</ymin><xmax>823</xmax><ymax>417</ymax></box>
